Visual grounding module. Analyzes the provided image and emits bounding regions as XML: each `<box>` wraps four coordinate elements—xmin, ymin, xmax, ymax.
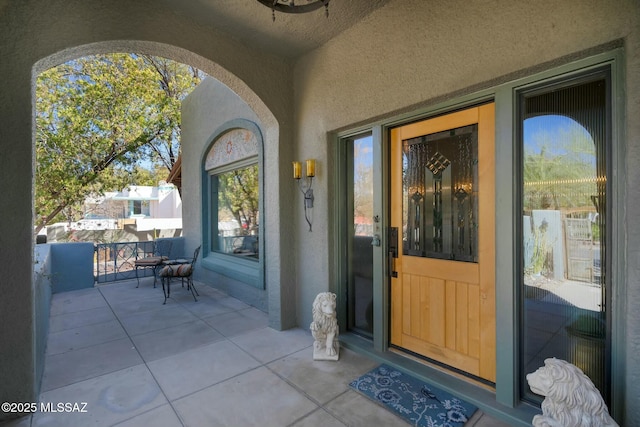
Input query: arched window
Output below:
<box><xmin>202</xmin><ymin>122</ymin><xmax>264</xmax><ymax>289</ymax></box>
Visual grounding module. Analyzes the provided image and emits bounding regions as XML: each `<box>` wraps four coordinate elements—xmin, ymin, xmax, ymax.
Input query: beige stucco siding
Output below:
<box><xmin>293</xmin><ymin>0</ymin><xmax>639</xmax><ymax>422</ymax></box>
<box><xmin>0</xmin><ymin>0</ymin><xmax>638</xmax><ymax>423</ymax></box>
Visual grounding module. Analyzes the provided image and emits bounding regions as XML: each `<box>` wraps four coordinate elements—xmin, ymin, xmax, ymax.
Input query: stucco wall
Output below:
<box><xmin>1</xmin><ymin>0</ymin><xmax>638</xmax><ymax>422</ymax></box>
<box><xmin>181</xmin><ymin>78</ymin><xmax>273</xmax><ymax>314</ymax></box>
<box><xmin>293</xmin><ymin>0</ymin><xmax>639</xmax><ymax>423</ymax></box>
<box><xmin>33</xmin><ymin>245</ymin><xmax>53</xmax><ymax>399</ymax></box>
<box><xmin>0</xmin><ymin>0</ymin><xmax>295</xmax><ymax>415</ymax></box>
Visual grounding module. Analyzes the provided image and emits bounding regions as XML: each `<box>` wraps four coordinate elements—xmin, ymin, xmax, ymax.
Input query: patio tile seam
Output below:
<box><xmin>121</xmin><ymin>317</ymin><xmax>208</xmax><ymax>339</ymax></box>
<box><xmin>90</xmin><ymin>285</ymin><xmax>184</xmax><ymax>417</ymax></box>
<box><xmin>263</xmin><ymin>361</ymin><xmax>348</xmax><ymax>409</ymax></box>
<box><xmin>280</xmin><ymin>405</ymin><xmax>322</xmax><ymax>427</ymax></box>
<box><xmin>40</xmin><ymin>359</ymin><xmax>144</xmax><ymax>394</ymax></box>
<box><xmin>200</xmin><ymin>317</ymin><xmax>270</xmax><ymax>340</ymax></box>
<box><xmin>48</xmin><ymin>320</ymin><xmax>118</xmax><ymax>334</ymax></box>
<box><xmin>45</xmin><ymin>333</ymin><xmax>129</xmax><ymax>357</ymax></box>
<box><xmin>134</xmin><ymin>364</ymin><xmax>187</xmax><ymax>427</ymax></box>
<box><xmin>46</xmin><ymin>317</ymin><xmax>124</xmax><ymax>334</ymax></box>
<box><xmin>101</xmin><ymin>402</ymin><xmax>176</xmax><ymax>427</ymax></box>
<box><xmin>109</xmin><ymin>296</ymin><xmax>171</xmax><ymax>312</ymax></box>
<box><xmin>224</xmin><ymin>328</ymin><xmax>315</xmax><ymax>364</ymax></box>
<box><xmin>49</xmin><ymin>304</ymin><xmax>112</xmax><ymax>318</ymax></box>
<box><xmin>160</xmin><ymin>331</ymin><xmax>314</xmax><ymax>405</ymax></box>
<box><xmin>185</xmin><ymin>308</ymin><xmax>238</xmax><ymax>321</ymax></box>
<box><xmin>93</xmin><ymin>288</ymin><xmax>188</xmax><ymax>427</ymax></box>
<box><xmin>286</xmin><ymin>407</ymin><xmax>348</xmax><ymax>427</ymax></box>
<box><xmin>48</xmin><ymin>302</ymin><xmax>110</xmax><ymax>317</ymax></box>
<box><xmin>164</xmin><ymin>364</ymin><xmax>267</xmax><ymax>403</ymax></box>
<box><xmin>131</xmin><ymin>334</ymin><xmax>227</xmax><ymax>365</ymax></box>
<box><xmin>300</xmin><ymin>390</ymin><xmax>354</xmax><ymax>427</ymax></box>
<box><xmin>93</xmin><ymin>289</ymin><xmax>155</xmax><ymax>356</ymax></box>
<box><xmin>114</xmin><ymin>310</ymin><xmax>202</xmax><ymax>337</ymax></box>
<box><xmin>107</xmin><ymin>301</ymin><xmax>178</xmax><ymax>318</ymax></box>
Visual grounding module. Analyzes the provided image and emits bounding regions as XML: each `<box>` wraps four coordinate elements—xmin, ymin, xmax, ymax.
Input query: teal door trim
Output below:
<box><xmin>331</xmin><ymin>46</ymin><xmax>625</xmax><ymax>423</ymax></box>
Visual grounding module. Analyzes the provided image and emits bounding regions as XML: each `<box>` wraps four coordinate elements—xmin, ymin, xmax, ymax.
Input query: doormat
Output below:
<box><xmin>349</xmin><ymin>364</ymin><xmax>477</xmax><ymax>427</ymax></box>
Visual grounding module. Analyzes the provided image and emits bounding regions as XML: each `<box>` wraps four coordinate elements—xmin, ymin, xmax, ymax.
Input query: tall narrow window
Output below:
<box><xmin>519</xmin><ymin>72</ymin><xmax>610</xmax><ymax>404</ymax></box>
<box><xmin>346</xmin><ymin>133</ymin><xmax>374</xmax><ymax>336</ymax></box>
<box><xmin>206</xmin><ymin>128</ymin><xmax>260</xmax><ymax>261</ymax></box>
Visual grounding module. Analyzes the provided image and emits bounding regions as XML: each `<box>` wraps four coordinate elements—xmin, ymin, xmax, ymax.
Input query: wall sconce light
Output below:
<box><xmin>293</xmin><ymin>159</ymin><xmax>315</xmax><ymax>231</ymax></box>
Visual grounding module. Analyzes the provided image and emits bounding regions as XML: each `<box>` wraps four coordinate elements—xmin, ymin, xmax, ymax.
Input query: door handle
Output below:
<box><xmin>389</xmin><ymin>251</ymin><xmax>398</xmax><ymax>278</ymax></box>
<box><xmin>389</xmin><ymin>227</ymin><xmax>398</xmax><ymax>278</ymax></box>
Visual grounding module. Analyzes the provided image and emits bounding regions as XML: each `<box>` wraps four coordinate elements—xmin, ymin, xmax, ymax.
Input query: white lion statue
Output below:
<box><xmin>310</xmin><ymin>292</ymin><xmax>339</xmax><ymax>361</ymax></box>
<box><xmin>526</xmin><ymin>358</ymin><xmax>618</xmax><ymax>427</ymax></box>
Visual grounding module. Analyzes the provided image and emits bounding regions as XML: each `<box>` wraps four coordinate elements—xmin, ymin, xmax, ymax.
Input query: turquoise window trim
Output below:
<box><xmin>201</xmin><ymin>119</ymin><xmax>265</xmax><ymax>290</ymax></box>
<box><xmin>201</xmin><ymin>252</ymin><xmax>260</xmax><ymax>287</ymax></box>
<box><xmin>332</xmin><ymin>46</ymin><xmax>624</xmax><ymax>422</ymax></box>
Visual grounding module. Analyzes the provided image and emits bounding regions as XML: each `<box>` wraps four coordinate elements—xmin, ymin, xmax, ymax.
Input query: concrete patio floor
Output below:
<box><xmin>2</xmin><ymin>279</ymin><xmax>511</xmax><ymax>427</ymax></box>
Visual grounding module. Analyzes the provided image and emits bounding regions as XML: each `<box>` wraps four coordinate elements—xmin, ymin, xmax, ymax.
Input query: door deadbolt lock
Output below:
<box><xmin>371</xmin><ymin>234</ymin><xmax>381</xmax><ymax>247</ymax></box>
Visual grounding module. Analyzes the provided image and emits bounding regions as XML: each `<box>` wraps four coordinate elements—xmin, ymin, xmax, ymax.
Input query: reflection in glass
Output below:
<box><xmin>347</xmin><ymin>134</ymin><xmax>374</xmax><ymax>336</ymax></box>
<box><xmin>402</xmin><ymin>125</ymin><xmax>478</xmax><ymax>262</ymax></box>
<box><xmin>520</xmin><ymin>78</ymin><xmax>609</xmax><ymax>404</ymax></box>
<box><xmin>215</xmin><ymin>164</ymin><xmax>259</xmax><ymax>259</ymax></box>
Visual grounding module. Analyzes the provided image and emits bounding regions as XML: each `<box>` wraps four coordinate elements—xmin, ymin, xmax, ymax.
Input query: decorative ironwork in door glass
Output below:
<box><xmin>402</xmin><ymin>124</ymin><xmax>478</xmax><ymax>262</ymax></box>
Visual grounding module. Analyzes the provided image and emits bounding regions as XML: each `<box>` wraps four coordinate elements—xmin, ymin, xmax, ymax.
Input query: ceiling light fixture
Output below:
<box><xmin>256</xmin><ymin>0</ymin><xmax>330</xmax><ymax>21</ymax></box>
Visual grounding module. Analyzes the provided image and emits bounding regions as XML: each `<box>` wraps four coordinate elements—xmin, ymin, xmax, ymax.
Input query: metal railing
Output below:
<box><xmin>95</xmin><ymin>241</ymin><xmax>155</xmax><ymax>283</ymax></box>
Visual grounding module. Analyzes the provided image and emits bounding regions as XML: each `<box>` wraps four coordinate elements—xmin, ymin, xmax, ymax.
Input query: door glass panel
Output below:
<box><xmin>402</xmin><ymin>125</ymin><xmax>478</xmax><ymax>261</ymax></box>
<box><xmin>347</xmin><ymin>134</ymin><xmax>374</xmax><ymax>336</ymax></box>
<box><xmin>520</xmin><ymin>76</ymin><xmax>609</xmax><ymax>404</ymax></box>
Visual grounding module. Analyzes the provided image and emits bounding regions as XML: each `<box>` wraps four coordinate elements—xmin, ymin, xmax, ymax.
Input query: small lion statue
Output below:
<box><xmin>526</xmin><ymin>358</ymin><xmax>618</xmax><ymax>427</ymax></box>
<box><xmin>310</xmin><ymin>292</ymin><xmax>339</xmax><ymax>361</ymax></box>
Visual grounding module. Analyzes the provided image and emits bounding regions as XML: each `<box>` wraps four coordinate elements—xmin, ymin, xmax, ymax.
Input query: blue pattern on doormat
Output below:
<box><xmin>349</xmin><ymin>364</ymin><xmax>477</xmax><ymax>427</ymax></box>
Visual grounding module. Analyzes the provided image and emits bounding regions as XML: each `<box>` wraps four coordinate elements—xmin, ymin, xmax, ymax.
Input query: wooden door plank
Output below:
<box><xmin>402</xmin><ymin>273</ymin><xmax>412</xmax><ymax>337</ymax></box>
<box><xmin>455</xmin><ymin>282</ymin><xmax>469</xmax><ymax>355</ymax></box>
<box><xmin>391</xmin><ymin>276</ymin><xmax>402</xmax><ymax>344</ymax></box>
<box><xmin>445</xmin><ymin>279</ymin><xmax>457</xmax><ymax>351</ymax></box>
<box><xmin>468</xmin><ymin>283</ymin><xmax>481</xmax><ymax>359</ymax></box>
<box><xmin>420</xmin><ymin>275</ymin><xmax>430</xmax><ymax>342</ymax></box>
<box><xmin>478</xmin><ymin>102</ymin><xmax>497</xmax><ymax>382</ymax></box>
<box><xmin>410</xmin><ymin>274</ymin><xmax>421</xmax><ymax>338</ymax></box>
<box><xmin>429</xmin><ymin>277</ymin><xmax>446</xmax><ymax>347</ymax></box>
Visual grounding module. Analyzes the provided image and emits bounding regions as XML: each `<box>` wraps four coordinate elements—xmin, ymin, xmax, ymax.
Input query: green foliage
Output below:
<box><xmin>527</xmin><ymin>220</ymin><xmax>551</xmax><ymax>275</ymax></box>
<box><xmin>353</xmin><ymin>138</ymin><xmax>373</xmax><ymax>222</ymax></box>
<box><xmin>523</xmin><ymin>123</ymin><xmax>598</xmax><ymax>212</ymax></box>
<box><xmin>217</xmin><ymin>164</ymin><xmax>259</xmax><ymax>233</ymax></box>
<box><xmin>35</xmin><ymin>54</ymin><xmax>204</xmax><ymax>230</ymax></box>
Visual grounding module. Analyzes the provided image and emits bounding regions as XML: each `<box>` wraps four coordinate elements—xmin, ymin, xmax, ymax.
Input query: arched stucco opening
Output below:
<box><xmin>31</xmin><ymin>41</ymin><xmax>286</xmax><ymax>327</ymax></box>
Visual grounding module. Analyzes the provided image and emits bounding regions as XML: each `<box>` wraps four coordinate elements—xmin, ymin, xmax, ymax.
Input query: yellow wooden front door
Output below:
<box><xmin>390</xmin><ymin>103</ymin><xmax>496</xmax><ymax>382</ymax></box>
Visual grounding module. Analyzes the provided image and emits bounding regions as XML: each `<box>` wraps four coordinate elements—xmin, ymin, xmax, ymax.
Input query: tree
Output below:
<box><xmin>217</xmin><ymin>165</ymin><xmax>259</xmax><ymax>234</ymax></box>
<box><xmin>353</xmin><ymin>138</ymin><xmax>374</xmax><ymax>236</ymax></box>
<box><xmin>35</xmin><ymin>53</ymin><xmax>204</xmax><ymax>232</ymax></box>
<box><xmin>523</xmin><ymin>122</ymin><xmax>597</xmax><ymax>211</ymax></box>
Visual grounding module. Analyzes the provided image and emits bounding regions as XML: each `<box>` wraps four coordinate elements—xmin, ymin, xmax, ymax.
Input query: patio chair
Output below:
<box><xmin>159</xmin><ymin>245</ymin><xmax>201</xmax><ymax>304</ymax></box>
<box><xmin>134</xmin><ymin>239</ymin><xmax>172</xmax><ymax>288</ymax></box>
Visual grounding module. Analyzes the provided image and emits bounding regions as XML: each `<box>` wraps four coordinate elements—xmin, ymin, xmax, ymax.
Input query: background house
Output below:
<box><xmin>83</xmin><ymin>183</ymin><xmax>182</xmax><ymax>220</ymax></box>
<box><xmin>45</xmin><ymin>183</ymin><xmax>183</xmax><ymax>242</ymax></box>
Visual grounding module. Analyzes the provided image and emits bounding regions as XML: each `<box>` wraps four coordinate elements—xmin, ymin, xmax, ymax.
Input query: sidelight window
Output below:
<box><xmin>518</xmin><ymin>71</ymin><xmax>611</xmax><ymax>404</ymax></box>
